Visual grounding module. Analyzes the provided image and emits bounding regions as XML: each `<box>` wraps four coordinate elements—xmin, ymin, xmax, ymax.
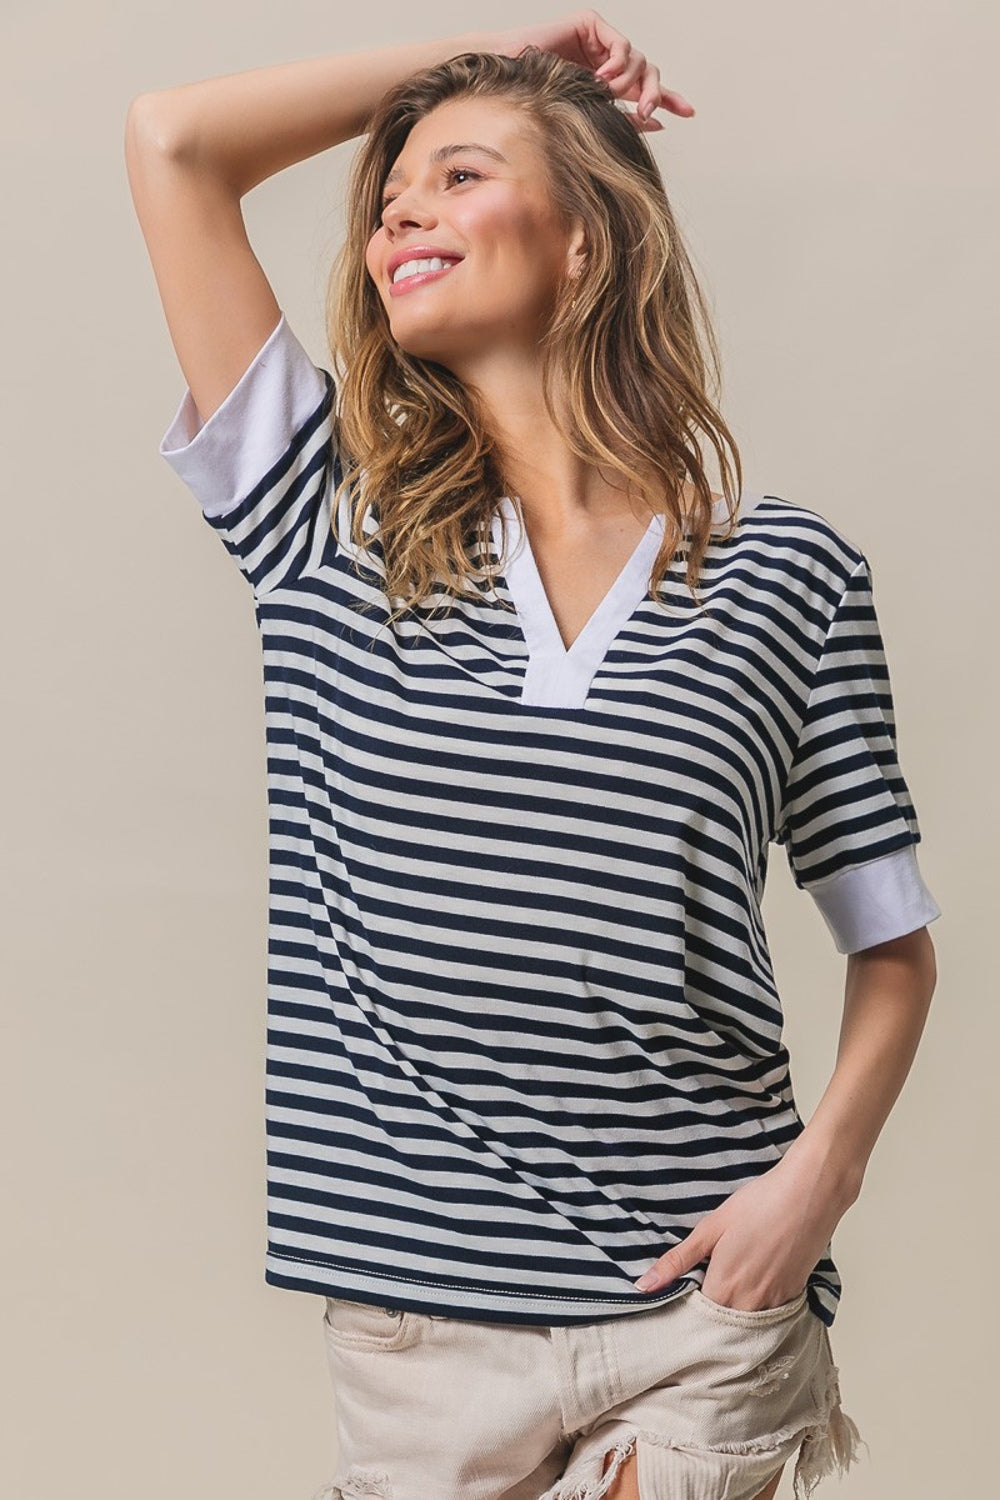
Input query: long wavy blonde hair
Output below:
<box><xmin>325</xmin><ymin>46</ymin><xmax>742</xmax><ymax>624</ymax></box>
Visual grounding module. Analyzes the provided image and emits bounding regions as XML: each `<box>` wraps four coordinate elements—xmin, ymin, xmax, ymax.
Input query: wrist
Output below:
<box><xmin>780</xmin><ymin>1130</ymin><xmax>865</xmax><ymax>1212</ymax></box>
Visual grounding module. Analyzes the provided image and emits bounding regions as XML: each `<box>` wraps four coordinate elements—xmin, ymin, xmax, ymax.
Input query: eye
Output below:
<box><xmin>379</xmin><ymin>166</ymin><xmax>483</xmax><ymax>214</ymax></box>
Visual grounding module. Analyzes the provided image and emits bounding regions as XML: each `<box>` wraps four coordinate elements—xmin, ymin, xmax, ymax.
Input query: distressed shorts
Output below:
<box><xmin>312</xmin><ymin>1285</ymin><xmax>866</xmax><ymax>1500</ymax></box>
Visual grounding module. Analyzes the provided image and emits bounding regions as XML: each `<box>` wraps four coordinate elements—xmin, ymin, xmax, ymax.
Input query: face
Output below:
<box><xmin>365</xmin><ymin>97</ymin><xmax>585</xmax><ymax>374</ymax></box>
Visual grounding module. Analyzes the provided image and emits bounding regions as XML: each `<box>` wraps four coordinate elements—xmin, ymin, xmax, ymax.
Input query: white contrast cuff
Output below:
<box><xmin>158</xmin><ymin>313</ymin><xmax>328</xmax><ymax>518</ymax></box>
<box><xmin>806</xmin><ymin>843</ymin><xmax>941</xmax><ymax>954</ymax></box>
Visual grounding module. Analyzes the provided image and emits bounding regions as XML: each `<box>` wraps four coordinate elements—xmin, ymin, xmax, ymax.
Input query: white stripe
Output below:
<box><xmin>159</xmin><ymin>312</ymin><xmax>941</xmax><ymax>1331</ymax></box>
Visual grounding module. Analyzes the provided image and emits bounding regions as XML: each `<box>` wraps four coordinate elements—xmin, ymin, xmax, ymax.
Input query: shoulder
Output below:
<box><xmin>725</xmin><ymin>490</ymin><xmax>869</xmax><ymax>593</ymax></box>
<box><xmin>696</xmin><ymin>491</ymin><xmax>874</xmax><ymax>643</ymax></box>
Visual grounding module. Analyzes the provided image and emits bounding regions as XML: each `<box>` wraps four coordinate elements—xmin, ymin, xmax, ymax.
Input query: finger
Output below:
<box><xmin>634</xmin><ymin>1232</ymin><xmax>709</xmax><ymax>1291</ymax></box>
<box><xmin>661</xmin><ymin>87</ymin><xmax>696</xmax><ymax>116</ymax></box>
<box><xmin>634</xmin><ymin>1250</ymin><xmax>680</xmax><ymax>1290</ymax></box>
<box><xmin>633</xmin><ymin>67</ymin><xmax>694</xmax><ymax>121</ymax></box>
<box><xmin>636</xmin><ymin>87</ymin><xmax>696</xmax><ymax>123</ymax></box>
<box><xmin>602</xmin><ymin>60</ymin><xmax>696</xmax><ymax>123</ymax></box>
<box><xmin>597</xmin><ymin>48</ymin><xmax>647</xmax><ymax>99</ymax></box>
<box><xmin>593</xmin><ymin>36</ymin><xmax>631</xmax><ymax>80</ymax></box>
<box><xmin>635</xmin><ymin>64</ymin><xmax>663</xmax><ymax>120</ymax></box>
<box><xmin>626</xmin><ymin>102</ymin><xmax>663</xmax><ymax>134</ymax></box>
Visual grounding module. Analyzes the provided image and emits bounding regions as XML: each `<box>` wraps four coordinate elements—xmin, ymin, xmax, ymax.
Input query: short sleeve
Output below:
<box><xmin>159</xmin><ymin>312</ymin><xmax>338</xmax><ymax>597</ymax></box>
<box><xmin>773</xmin><ymin>557</ymin><xmax>942</xmax><ymax>954</ymax></box>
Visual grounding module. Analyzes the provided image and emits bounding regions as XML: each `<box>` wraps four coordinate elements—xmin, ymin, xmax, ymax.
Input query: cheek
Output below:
<box><xmin>364</xmin><ymin>232</ymin><xmax>384</xmax><ymax>281</ymax></box>
<box><xmin>461</xmin><ymin>198</ymin><xmax>546</xmax><ymax>269</ymax></box>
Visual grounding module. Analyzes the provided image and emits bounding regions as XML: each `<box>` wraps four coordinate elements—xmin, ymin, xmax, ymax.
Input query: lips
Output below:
<box><xmin>388</xmin><ymin>260</ymin><xmax>462</xmax><ymax>298</ymax></box>
<box><xmin>386</xmin><ymin>246</ymin><xmax>464</xmax><ymax>281</ymax></box>
<box><xmin>391</xmin><ymin>257</ymin><xmax>462</xmax><ymax>287</ymax></box>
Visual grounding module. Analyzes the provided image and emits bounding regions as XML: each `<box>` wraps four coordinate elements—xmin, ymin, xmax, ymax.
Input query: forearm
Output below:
<box><xmin>781</xmin><ymin>926</ymin><xmax>938</xmax><ymax>1208</ymax></box>
<box><xmin>128</xmin><ymin>29</ymin><xmax>511</xmax><ymax>198</ymax></box>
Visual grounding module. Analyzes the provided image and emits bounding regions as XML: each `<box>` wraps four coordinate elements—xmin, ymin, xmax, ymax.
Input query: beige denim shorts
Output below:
<box><xmin>313</xmin><ymin>1286</ymin><xmax>866</xmax><ymax>1500</ymax></box>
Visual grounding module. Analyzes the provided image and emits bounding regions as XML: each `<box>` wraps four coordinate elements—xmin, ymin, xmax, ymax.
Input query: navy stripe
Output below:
<box><xmin>163</xmin><ymin>321</ymin><xmax>934</xmax><ymax>1330</ymax></box>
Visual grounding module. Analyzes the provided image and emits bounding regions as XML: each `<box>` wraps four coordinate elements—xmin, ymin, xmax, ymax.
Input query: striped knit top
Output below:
<box><xmin>160</xmin><ymin>311</ymin><xmax>941</xmax><ymax>1329</ymax></box>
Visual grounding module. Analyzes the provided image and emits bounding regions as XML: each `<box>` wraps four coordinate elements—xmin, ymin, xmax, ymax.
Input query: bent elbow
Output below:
<box><xmin>125</xmin><ymin>92</ymin><xmax>190</xmax><ymax>162</ymax></box>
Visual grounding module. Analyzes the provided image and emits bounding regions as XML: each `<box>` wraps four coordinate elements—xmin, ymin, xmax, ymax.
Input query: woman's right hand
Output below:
<box><xmin>490</xmin><ymin>9</ymin><xmax>696</xmax><ymax>131</ymax></box>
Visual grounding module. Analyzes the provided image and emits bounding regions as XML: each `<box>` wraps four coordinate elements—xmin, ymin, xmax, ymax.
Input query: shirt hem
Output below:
<box><xmin>264</xmin><ymin>1250</ymin><xmax>837</xmax><ymax>1328</ymax></box>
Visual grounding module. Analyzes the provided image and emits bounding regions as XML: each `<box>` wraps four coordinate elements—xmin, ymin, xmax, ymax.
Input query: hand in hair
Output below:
<box><xmin>495</xmin><ymin>8</ymin><xmax>696</xmax><ymax>130</ymax></box>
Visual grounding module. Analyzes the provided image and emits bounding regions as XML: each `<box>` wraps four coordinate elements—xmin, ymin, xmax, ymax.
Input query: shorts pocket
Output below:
<box><xmin>689</xmin><ymin>1286</ymin><xmax>809</xmax><ymax>1328</ymax></box>
<box><xmin>322</xmin><ymin>1296</ymin><xmax>424</xmax><ymax>1352</ymax></box>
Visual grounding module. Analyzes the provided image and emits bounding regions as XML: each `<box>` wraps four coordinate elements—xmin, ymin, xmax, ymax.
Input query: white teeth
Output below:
<box><xmin>391</xmin><ymin>256</ymin><xmax>458</xmax><ymax>285</ymax></box>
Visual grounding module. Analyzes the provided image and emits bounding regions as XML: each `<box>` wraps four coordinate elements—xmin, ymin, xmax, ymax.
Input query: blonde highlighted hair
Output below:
<box><xmin>325</xmin><ymin>45</ymin><xmax>742</xmax><ymax>623</ymax></box>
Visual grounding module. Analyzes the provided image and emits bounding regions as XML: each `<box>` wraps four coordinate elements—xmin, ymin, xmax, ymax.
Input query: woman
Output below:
<box><xmin>125</xmin><ymin>11</ymin><xmax>941</xmax><ymax>1499</ymax></box>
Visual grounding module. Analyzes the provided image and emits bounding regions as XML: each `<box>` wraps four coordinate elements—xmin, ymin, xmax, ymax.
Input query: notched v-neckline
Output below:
<box><xmin>488</xmin><ymin>491</ymin><xmax>753</xmax><ymax>710</ymax></box>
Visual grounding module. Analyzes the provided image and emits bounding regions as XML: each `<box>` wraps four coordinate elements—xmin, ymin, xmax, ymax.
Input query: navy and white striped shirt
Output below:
<box><xmin>160</xmin><ymin>312</ymin><xmax>941</xmax><ymax>1329</ymax></box>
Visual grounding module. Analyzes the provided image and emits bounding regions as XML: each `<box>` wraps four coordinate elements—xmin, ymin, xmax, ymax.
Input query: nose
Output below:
<box><xmin>381</xmin><ymin>188</ymin><xmax>436</xmax><ymax>237</ymax></box>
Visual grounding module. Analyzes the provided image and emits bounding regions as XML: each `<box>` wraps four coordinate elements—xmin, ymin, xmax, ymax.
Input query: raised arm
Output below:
<box><xmin>124</xmin><ymin>12</ymin><xmax>693</xmax><ymax>427</ymax></box>
<box><xmin>123</xmin><ymin>29</ymin><xmax>507</xmax><ymax>427</ymax></box>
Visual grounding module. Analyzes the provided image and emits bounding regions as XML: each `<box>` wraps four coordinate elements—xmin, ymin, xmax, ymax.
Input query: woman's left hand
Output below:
<box><xmin>633</xmin><ymin>1148</ymin><xmax>858</xmax><ymax>1310</ymax></box>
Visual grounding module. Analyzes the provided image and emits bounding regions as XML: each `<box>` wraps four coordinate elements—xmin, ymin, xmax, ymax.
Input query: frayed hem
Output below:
<box><xmin>539</xmin><ymin>1433</ymin><xmax>638</xmax><ymax>1500</ymax></box>
<box><xmin>540</xmin><ymin>1396</ymin><xmax>865</xmax><ymax>1500</ymax></box>
<box><xmin>541</xmin><ymin>1426</ymin><xmax>820</xmax><ymax>1500</ymax></box>
<box><xmin>792</xmin><ymin>1360</ymin><xmax>869</xmax><ymax>1499</ymax></box>
<box><xmin>309</xmin><ymin>1467</ymin><xmax>394</xmax><ymax>1500</ymax></box>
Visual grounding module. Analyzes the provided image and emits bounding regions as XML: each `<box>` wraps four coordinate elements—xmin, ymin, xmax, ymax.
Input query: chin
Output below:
<box><xmin>391</xmin><ymin>327</ymin><xmax>456</xmax><ymax>363</ymax></box>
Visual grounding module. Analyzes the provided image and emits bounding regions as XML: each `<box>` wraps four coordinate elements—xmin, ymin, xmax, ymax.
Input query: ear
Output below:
<box><xmin>564</xmin><ymin>217</ymin><xmax>588</xmax><ymax>282</ymax></box>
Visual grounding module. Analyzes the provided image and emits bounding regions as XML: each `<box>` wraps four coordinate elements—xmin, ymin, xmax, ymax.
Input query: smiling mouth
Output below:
<box><xmin>389</xmin><ymin>261</ymin><xmax>462</xmax><ymax>297</ymax></box>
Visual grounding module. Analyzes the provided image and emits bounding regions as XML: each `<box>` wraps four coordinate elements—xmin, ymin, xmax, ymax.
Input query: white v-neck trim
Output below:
<box><xmin>490</xmin><ymin>490</ymin><xmax>761</xmax><ymax>708</ymax></box>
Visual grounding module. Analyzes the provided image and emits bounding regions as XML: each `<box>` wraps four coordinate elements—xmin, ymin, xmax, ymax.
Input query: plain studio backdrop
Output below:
<box><xmin>2</xmin><ymin>3</ymin><xmax>995</xmax><ymax>1497</ymax></box>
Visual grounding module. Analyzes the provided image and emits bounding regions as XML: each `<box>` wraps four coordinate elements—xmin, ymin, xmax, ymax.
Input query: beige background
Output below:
<box><xmin>3</xmin><ymin>2</ymin><xmax>995</xmax><ymax>1496</ymax></box>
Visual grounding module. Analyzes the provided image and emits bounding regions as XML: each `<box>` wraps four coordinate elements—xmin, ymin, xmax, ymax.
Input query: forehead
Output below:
<box><xmin>383</xmin><ymin>98</ymin><xmax>537</xmax><ymax>186</ymax></box>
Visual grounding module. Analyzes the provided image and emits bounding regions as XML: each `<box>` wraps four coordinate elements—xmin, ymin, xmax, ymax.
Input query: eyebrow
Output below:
<box><xmin>383</xmin><ymin>143</ymin><xmax>509</xmax><ymax>189</ymax></box>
